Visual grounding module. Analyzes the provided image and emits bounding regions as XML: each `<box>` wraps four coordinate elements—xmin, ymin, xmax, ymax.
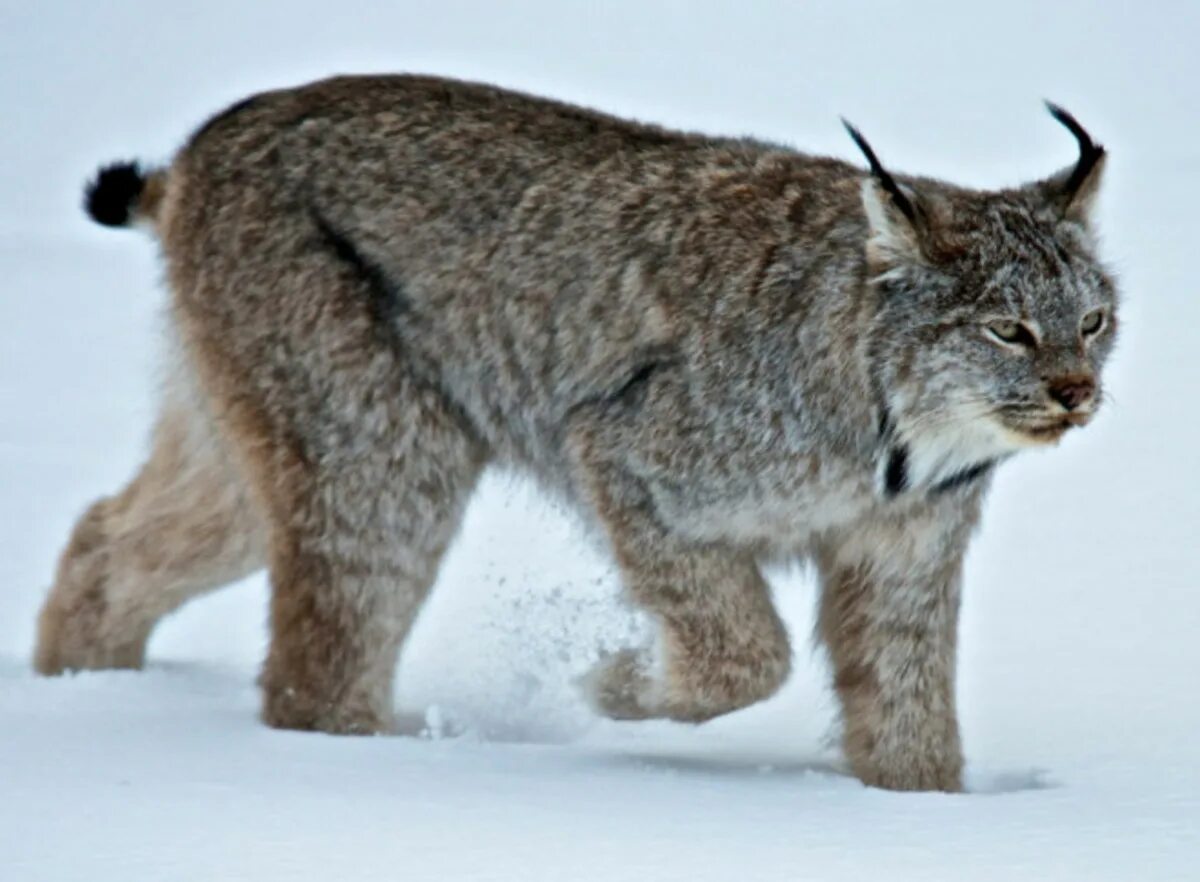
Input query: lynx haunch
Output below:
<box><xmin>35</xmin><ymin>75</ymin><xmax>1117</xmax><ymax>792</ymax></box>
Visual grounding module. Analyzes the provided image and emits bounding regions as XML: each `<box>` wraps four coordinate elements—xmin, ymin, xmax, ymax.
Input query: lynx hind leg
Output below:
<box><xmin>34</xmin><ymin>394</ymin><xmax>264</xmax><ymax>675</ymax></box>
<box><xmin>243</xmin><ymin>374</ymin><xmax>487</xmax><ymax>736</ymax></box>
<box><xmin>167</xmin><ymin>244</ymin><xmax>490</xmax><ymax>735</ymax></box>
<box><xmin>569</xmin><ymin>424</ymin><xmax>791</xmax><ymax>723</ymax></box>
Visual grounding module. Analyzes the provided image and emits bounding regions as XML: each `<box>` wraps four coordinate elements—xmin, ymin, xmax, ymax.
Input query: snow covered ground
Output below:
<box><xmin>3</xmin><ymin>2</ymin><xmax>1199</xmax><ymax>879</ymax></box>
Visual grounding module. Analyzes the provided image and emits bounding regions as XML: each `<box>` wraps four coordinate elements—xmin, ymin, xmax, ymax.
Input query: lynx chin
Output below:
<box><xmin>35</xmin><ymin>75</ymin><xmax>1117</xmax><ymax>792</ymax></box>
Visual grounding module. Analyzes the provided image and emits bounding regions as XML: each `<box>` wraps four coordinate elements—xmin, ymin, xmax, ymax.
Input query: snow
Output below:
<box><xmin>3</xmin><ymin>2</ymin><xmax>1199</xmax><ymax>879</ymax></box>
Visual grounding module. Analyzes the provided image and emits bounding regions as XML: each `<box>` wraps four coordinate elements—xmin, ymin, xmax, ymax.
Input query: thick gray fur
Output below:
<box><xmin>35</xmin><ymin>76</ymin><xmax>1118</xmax><ymax>792</ymax></box>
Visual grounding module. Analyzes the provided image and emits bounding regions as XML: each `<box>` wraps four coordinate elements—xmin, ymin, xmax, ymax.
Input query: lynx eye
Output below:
<box><xmin>1080</xmin><ymin>308</ymin><xmax>1106</xmax><ymax>337</ymax></box>
<box><xmin>985</xmin><ymin>319</ymin><xmax>1037</xmax><ymax>348</ymax></box>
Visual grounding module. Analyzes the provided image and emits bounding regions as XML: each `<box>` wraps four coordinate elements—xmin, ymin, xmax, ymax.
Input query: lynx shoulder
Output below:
<box><xmin>36</xmin><ymin>75</ymin><xmax>1117</xmax><ymax>792</ymax></box>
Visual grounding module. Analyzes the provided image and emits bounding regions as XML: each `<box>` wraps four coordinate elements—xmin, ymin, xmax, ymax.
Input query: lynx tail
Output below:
<box><xmin>84</xmin><ymin>161</ymin><xmax>165</xmax><ymax>229</ymax></box>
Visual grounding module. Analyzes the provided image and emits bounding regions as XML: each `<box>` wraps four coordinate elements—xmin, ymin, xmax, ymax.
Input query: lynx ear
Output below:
<box><xmin>844</xmin><ymin>120</ymin><xmax>928</xmax><ymax>266</ymax></box>
<box><xmin>1039</xmin><ymin>102</ymin><xmax>1106</xmax><ymax>225</ymax></box>
<box><xmin>859</xmin><ymin>176</ymin><xmax>923</xmax><ymax>265</ymax></box>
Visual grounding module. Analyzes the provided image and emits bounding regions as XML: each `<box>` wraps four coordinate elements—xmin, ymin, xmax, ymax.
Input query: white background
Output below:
<box><xmin>2</xmin><ymin>2</ymin><xmax>1197</xmax><ymax>879</ymax></box>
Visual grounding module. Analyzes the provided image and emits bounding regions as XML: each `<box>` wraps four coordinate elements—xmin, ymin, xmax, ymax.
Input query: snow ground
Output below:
<box><xmin>2</xmin><ymin>2</ymin><xmax>1199</xmax><ymax>879</ymax></box>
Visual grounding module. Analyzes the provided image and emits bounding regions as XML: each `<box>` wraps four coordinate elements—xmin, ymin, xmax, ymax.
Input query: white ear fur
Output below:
<box><xmin>1062</xmin><ymin>152</ymin><xmax>1105</xmax><ymax>227</ymax></box>
<box><xmin>860</xmin><ymin>178</ymin><xmax>923</xmax><ymax>265</ymax></box>
<box><xmin>1034</xmin><ymin>154</ymin><xmax>1105</xmax><ymax>249</ymax></box>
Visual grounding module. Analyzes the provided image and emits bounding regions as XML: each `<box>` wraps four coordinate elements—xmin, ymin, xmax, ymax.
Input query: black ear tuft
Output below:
<box><xmin>842</xmin><ymin>119</ymin><xmax>917</xmax><ymax>224</ymax></box>
<box><xmin>84</xmin><ymin>161</ymin><xmax>146</xmax><ymax>227</ymax></box>
<box><xmin>1044</xmin><ymin>102</ymin><xmax>1105</xmax><ymax>199</ymax></box>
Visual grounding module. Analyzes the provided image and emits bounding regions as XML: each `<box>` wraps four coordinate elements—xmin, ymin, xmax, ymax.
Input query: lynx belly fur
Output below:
<box><xmin>35</xmin><ymin>76</ymin><xmax>1117</xmax><ymax>791</ymax></box>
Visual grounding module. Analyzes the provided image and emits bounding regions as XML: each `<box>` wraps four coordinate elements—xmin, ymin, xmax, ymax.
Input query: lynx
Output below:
<box><xmin>34</xmin><ymin>75</ymin><xmax>1117</xmax><ymax>791</ymax></box>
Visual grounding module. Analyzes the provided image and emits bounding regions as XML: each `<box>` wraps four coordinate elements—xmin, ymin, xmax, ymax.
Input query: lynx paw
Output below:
<box><xmin>260</xmin><ymin>680</ymin><xmax>395</xmax><ymax>736</ymax></box>
<box><xmin>850</xmin><ymin>748</ymin><xmax>964</xmax><ymax>793</ymax></box>
<box><xmin>579</xmin><ymin>649</ymin><xmax>664</xmax><ymax>721</ymax></box>
<box><xmin>34</xmin><ymin>584</ymin><xmax>149</xmax><ymax>675</ymax></box>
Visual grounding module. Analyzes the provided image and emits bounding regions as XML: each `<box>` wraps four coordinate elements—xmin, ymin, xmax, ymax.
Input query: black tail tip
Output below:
<box><xmin>84</xmin><ymin>161</ymin><xmax>145</xmax><ymax>227</ymax></box>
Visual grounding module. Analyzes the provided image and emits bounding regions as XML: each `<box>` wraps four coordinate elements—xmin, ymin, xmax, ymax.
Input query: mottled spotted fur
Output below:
<box><xmin>35</xmin><ymin>76</ymin><xmax>1117</xmax><ymax>791</ymax></box>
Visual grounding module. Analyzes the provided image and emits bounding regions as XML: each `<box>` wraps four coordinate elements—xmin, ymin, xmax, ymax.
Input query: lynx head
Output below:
<box><xmin>845</xmin><ymin>105</ymin><xmax>1118</xmax><ymax>492</ymax></box>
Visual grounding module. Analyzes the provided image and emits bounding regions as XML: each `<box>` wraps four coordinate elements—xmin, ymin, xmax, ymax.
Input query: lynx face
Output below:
<box><xmin>849</xmin><ymin>110</ymin><xmax>1117</xmax><ymax>488</ymax></box>
<box><xmin>948</xmin><ymin>204</ymin><xmax>1117</xmax><ymax>447</ymax></box>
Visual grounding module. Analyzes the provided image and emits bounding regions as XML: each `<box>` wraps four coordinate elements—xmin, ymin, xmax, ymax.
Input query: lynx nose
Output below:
<box><xmin>1047</xmin><ymin>376</ymin><xmax>1095</xmax><ymax>411</ymax></box>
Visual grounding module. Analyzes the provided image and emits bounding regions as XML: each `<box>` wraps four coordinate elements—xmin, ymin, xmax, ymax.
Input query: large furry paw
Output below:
<box><xmin>33</xmin><ymin>500</ymin><xmax>151</xmax><ymax>675</ymax></box>
<box><xmin>579</xmin><ymin>649</ymin><xmax>664</xmax><ymax>721</ymax></box>
<box><xmin>33</xmin><ymin>585</ymin><xmax>149</xmax><ymax>675</ymax></box>
<box><xmin>841</xmin><ymin>711</ymin><xmax>965</xmax><ymax>793</ymax></box>
<box><xmin>259</xmin><ymin>675</ymin><xmax>395</xmax><ymax>736</ymax></box>
<box><xmin>581</xmin><ymin>640</ymin><xmax>791</xmax><ymax>724</ymax></box>
<box><xmin>850</xmin><ymin>747</ymin><xmax>964</xmax><ymax>793</ymax></box>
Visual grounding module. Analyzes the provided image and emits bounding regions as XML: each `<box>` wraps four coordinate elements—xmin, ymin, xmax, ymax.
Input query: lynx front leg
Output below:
<box><xmin>569</xmin><ymin>432</ymin><xmax>791</xmax><ymax>723</ymax></box>
<box><xmin>817</xmin><ymin>511</ymin><xmax>976</xmax><ymax>792</ymax></box>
